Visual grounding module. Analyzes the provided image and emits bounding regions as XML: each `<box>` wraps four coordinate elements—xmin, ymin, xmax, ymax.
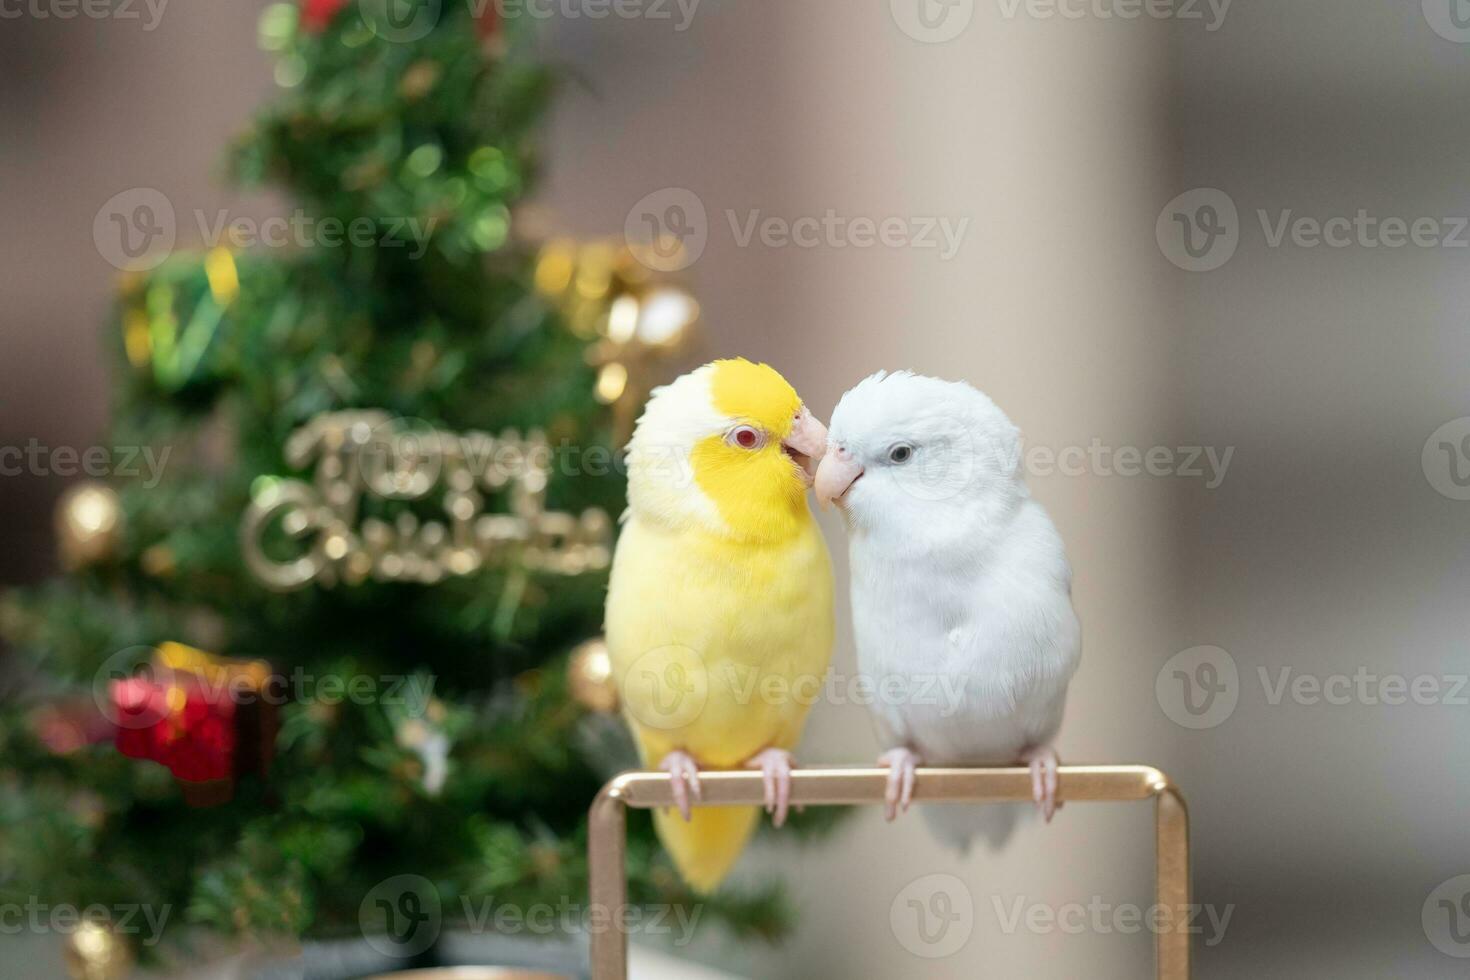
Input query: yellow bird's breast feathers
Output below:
<box><xmin>606</xmin><ymin>515</ymin><xmax>835</xmax><ymax>769</ymax></box>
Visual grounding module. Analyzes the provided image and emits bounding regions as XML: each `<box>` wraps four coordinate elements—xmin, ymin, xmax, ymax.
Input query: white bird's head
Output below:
<box><xmin>815</xmin><ymin>371</ymin><xmax>1024</xmax><ymax>525</ymax></box>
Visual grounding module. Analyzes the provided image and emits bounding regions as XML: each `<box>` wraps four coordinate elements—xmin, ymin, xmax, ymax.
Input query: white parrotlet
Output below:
<box><xmin>606</xmin><ymin>359</ymin><xmax>834</xmax><ymax>892</ymax></box>
<box><xmin>814</xmin><ymin>371</ymin><xmax>1081</xmax><ymax>848</ymax></box>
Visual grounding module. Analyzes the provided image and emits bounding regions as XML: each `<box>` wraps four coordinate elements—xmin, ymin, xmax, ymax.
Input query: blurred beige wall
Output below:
<box><xmin>1167</xmin><ymin>1</ymin><xmax>1470</xmax><ymax>974</ymax></box>
<box><xmin>0</xmin><ymin>1</ymin><xmax>279</xmax><ymax>585</ymax></box>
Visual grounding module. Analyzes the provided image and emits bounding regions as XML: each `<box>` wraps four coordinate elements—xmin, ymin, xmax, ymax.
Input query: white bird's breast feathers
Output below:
<box><xmin>848</xmin><ymin>503</ymin><xmax>1081</xmax><ymax>763</ymax></box>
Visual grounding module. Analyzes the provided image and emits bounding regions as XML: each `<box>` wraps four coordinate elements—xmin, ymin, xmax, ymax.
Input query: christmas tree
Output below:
<box><xmin>0</xmin><ymin>1</ymin><xmax>827</xmax><ymax>967</ymax></box>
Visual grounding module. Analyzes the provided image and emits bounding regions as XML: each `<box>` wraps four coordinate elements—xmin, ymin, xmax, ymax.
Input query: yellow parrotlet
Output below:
<box><xmin>605</xmin><ymin>358</ymin><xmax>835</xmax><ymax>893</ymax></box>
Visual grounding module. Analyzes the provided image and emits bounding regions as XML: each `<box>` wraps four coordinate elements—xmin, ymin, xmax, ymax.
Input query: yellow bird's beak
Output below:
<box><xmin>781</xmin><ymin>406</ymin><xmax>828</xmax><ymax>487</ymax></box>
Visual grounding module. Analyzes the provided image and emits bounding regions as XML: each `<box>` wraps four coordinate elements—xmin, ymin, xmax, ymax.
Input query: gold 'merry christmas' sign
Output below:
<box><xmin>241</xmin><ymin>410</ymin><xmax>611</xmax><ymax>591</ymax></box>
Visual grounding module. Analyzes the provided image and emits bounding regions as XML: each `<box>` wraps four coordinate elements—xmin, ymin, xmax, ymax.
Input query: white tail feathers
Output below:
<box><xmin>919</xmin><ymin>802</ymin><xmax>1028</xmax><ymax>854</ymax></box>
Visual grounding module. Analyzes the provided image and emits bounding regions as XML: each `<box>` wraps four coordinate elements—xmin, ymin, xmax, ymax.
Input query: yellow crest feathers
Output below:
<box><xmin>708</xmin><ymin>358</ymin><xmax>802</xmax><ymax>439</ymax></box>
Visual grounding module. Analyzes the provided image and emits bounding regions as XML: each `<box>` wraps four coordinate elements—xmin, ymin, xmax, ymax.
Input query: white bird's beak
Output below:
<box><xmin>782</xmin><ymin>406</ymin><xmax>829</xmax><ymax>486</ymax></box>
<box><xmin>814</xmin><ymin>445</ymin><xmax>864</xmax><ymax>508</ymax></box>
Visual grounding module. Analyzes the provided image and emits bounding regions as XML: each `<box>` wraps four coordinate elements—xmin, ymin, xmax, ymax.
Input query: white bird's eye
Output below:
<box><xmin>888</xmin><ymin>443</ymin><xmax>915</xmax><ymax>464</ymax></box>
<box><xmin>726</xmin><ymin>425</ymin><xmax>766</xmax><ymax>451</ymax></box>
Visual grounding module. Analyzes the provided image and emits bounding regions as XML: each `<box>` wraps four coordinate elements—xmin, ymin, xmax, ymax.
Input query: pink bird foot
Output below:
<box><xmin>878</xmin><ymin>747</ymin><xmax>921</xmax><ymax>822</ymax></box>
<box><xmin>746</xmin><ymin>748</ymin><xmax>796</xmax><ymax>828</ymax></box>
<box><xmin>1020</xmin><ymin>745</ymin><xmax>1061</xmax><ymax>823</ymax></box>
<box><xmin>658</xmin><ymin>750</ymin><xmax>702</xmax><ymax>822</ymax></box>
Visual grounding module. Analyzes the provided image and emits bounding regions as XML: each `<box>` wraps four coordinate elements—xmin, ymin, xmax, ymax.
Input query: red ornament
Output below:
<box><xmin>106</xmin><ymin>644</ymin><xmax>278</xmax><ymax>806</ymax></box>
<box><xmin>301</xmin><ymin>0</ymin><xmax>350</xmax><ymax>33</ymax></box>
<box><xmin>110</xmin><ymin>673</ymin><xmax>236</xmax><ymax>784</ymax></box>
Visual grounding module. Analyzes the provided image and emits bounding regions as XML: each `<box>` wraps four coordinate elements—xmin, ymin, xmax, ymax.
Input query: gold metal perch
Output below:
<box><xmin>588</xmin><ymin>764</ymin><xmax>1190</xmax><ymax>979</ymax></box>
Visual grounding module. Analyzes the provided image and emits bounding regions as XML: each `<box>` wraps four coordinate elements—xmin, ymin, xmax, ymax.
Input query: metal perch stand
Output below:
<box><xmin>588</xmin><ymin>765</ymin><xmax>1190</xmax><ymax>979</ymax></box>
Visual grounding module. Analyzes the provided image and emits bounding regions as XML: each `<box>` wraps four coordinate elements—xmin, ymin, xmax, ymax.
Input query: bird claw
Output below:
<box><xmin>1021</xmin><ymin>745</ymin><xmax>1061</xmax><ymax>823</ymax></box>
<box><xmin>746</xmin><ymin>748</ymin><xmax>795</xmax><ymax>828</ymax></box>
<box><xmin>658</xmin><ymin>750</ymin><xmax>702</xmax><ymax>822</ymax></box>
<box><xmin>878</xmin><ymin>747</ymin><xmax>921</xmax><ymax>822</ymax></box>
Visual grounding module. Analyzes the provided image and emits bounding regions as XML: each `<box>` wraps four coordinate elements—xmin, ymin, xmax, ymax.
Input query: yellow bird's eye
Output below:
<box><xmin>726</xmin><ymin>425</ymin><xmax>766</xmax><ymax>450</ymax></box>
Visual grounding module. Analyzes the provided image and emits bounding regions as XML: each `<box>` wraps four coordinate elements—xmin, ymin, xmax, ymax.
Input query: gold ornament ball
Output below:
<box><xmin>567</xmin><ymin>638</ymin><xmax>618</xmax><ymax>714</ymax></box>
<box><xmin>64</xmin><ymin>921</ymin><xmax>134</xmax><ymax>980</ymax></box>
<box><xmin>56</xmin><ymin>482</ymin><xmax>124</xmax><ymax>570</ymax></box>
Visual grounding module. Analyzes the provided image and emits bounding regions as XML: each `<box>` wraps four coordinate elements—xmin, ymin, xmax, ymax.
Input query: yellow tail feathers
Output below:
<box><xmin>653</xmin><ymin>804</ymin><xmax>760</xmax><ymax>894</ymax></box>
